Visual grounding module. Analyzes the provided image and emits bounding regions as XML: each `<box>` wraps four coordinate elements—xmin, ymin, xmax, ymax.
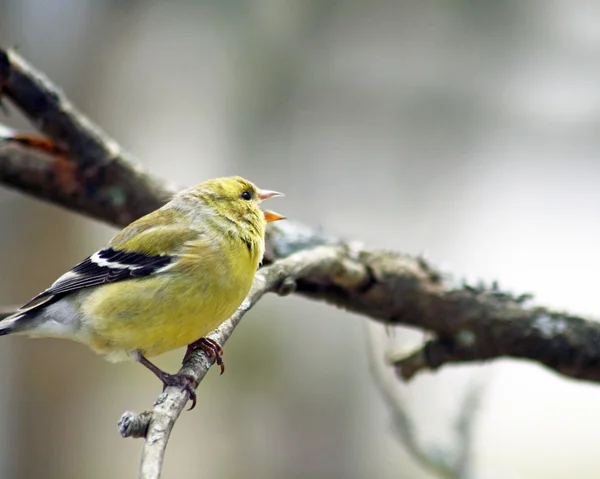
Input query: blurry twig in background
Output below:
<box><xmin>452</xmin><ymin>379</ymin><xmax>486</xmax><ymax>479</ymax></box>
<box><xmin>365</xmin><ymin>324</ymin><xmax>484</xmax><ymax>479</ymax></box>
<box><xmin>2</xmin><ymin>45</ymin><xmax>600</xmax><ymax>478</ymax></box>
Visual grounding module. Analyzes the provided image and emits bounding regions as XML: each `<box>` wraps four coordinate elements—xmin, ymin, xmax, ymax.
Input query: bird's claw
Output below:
<box><xmin>185</xmin><ymin>337</ymin><xmax>225</xmax><ymax>375</ymax></box>
<box><xmin>160</xmin><ymin>373</ymin><xmax>199</xmax><ymax>410</ymax></box>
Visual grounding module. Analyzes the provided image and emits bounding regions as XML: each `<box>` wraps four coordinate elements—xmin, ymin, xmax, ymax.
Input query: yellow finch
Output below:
<box><xmin>1</xmin><ymin>176</ymin><xmax>284</xmax><ymax>407</ymax></box>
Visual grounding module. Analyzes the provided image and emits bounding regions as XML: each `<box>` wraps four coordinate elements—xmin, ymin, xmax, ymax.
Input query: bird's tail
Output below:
<box><xmin>0</xmin><ymin>309</ymin><xmax>26</xmax><ymax>335</ymax></box>
<box><xmin>0</xmin><ymin>297</ymin><xmax>83</xmax><ymax>339</ymax></box>
<box><xmin>0</xmin><ymin>326</ymin><xmax>13</xmax><ymax>335</ymax></box>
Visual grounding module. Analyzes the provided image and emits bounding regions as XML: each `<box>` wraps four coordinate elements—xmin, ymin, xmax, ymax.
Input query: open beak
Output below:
<box><xmin>264</xmin><ymin>210</ymin><xmax>286</xmax><ymax>222</ymax></box>
<box><xmin>258</xmin><ymin>189</ymin><xmax>286</xmax><ymax>222</ymax></box>
<box><xmin>258</xmin><ymin>189</ymin><xmax>284</xmax><ymax>201</ymax></box>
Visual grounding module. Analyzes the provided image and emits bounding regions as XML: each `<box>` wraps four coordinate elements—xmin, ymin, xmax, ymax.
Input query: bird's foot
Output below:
<box><xmin>184</xmin><ymin>337</ymin><xmax>225</xmax><ymax>375</ymax></box>
<box><xmin>134</xmin><ymin>352</ymin><xmax>199</xmax><ymax>410</ymax></box>
<box><xmin>158</xmin><ymin>372</ymin><xmax>199</xmax><ymax>411</ymax></box>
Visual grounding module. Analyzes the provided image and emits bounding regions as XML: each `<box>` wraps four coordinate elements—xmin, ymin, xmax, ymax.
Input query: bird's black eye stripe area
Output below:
<box><xmin>240</xmin><ymin>190</ymin><xmax>252</xmax><ymax>200</ymax></box>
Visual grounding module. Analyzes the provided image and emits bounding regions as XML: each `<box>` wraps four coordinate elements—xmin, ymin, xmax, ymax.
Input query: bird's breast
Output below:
<box><xmin>82</xmin><ymin>239</ymin><xmax>259</xmax><ymax>358</ymax></box>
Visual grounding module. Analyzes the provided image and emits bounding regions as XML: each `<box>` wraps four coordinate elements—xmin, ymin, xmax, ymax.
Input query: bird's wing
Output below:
<box><xmin>18</xmin><ymin>248</ymin><xmax>175</xmax><ymax>312</ymax></box>
<box><xmin>17</xmin><ymin>223</ymin><xmax>200</xmax><ymax>314</ymax></box>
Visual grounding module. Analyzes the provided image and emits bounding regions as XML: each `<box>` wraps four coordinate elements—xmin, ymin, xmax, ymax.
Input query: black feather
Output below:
<box><xmin>19</xmin><ymin>248</ymin><xmax>174</xmax><ymax>310</ymax></box>
<box><xmin>0</xmin><ymin>326</ymin><xmax>13</xmax><ymax>335</ymax></box>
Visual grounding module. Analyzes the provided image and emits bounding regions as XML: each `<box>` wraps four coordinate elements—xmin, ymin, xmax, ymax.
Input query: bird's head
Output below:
<box><xmin>191</xmin><ymin>176</ymin><xmax>285</xmax><ymax>233</ymax></box>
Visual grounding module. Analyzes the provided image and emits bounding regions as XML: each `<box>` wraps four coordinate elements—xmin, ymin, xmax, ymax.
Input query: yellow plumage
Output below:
<box><xmin>83</xmin><ymin>224</ymin><xmax>257</xmax><ymax>358</ymax></box>
<box><xmin>0</xmin><ymin>176</ymin><xmax>284</xmax><ymax>404</ymax></box>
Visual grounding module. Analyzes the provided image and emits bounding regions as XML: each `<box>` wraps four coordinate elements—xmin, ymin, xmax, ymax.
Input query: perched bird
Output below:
<box><xmin>0</xmin><ymin>176</ymin><xmax>284</xmax><ymax>408</ymax></box>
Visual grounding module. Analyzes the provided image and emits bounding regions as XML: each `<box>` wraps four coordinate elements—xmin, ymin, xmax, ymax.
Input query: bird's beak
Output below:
<box><xmin>258</xmin><ymin>189</ymin><xmax>284</xmax><ymax>201</ymax></box>
<box><xmin>258</xmin><ymin>189</ymin><xmax>285</xmax><ymax>222</ymax></box>
<box><xmin>264</xmin><ymin>210</ymin><xmax>286</xmax><ymax>222</ymax></box>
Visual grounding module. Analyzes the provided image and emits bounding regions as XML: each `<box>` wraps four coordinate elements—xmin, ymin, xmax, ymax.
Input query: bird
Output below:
<box><xmin>0</xmin><ymin>176</ymin><xmax>285</xmax><ymax>408</ymax></box>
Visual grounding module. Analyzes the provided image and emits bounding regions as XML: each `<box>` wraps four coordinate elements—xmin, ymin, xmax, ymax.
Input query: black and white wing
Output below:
<box><xmin>18</xmin><ymin>248</ymin><xmax>175</xmax><ymax>313</ymax></box>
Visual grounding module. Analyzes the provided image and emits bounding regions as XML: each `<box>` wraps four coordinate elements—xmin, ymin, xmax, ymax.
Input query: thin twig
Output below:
<box><xmin>452</xmin><ymin>378</ymin><xmax>486</xmax><ymax>479</ymax></box>
<box><xmin>119</xmin><ymin>246</ymin><xmax>344</xmax><ymax>478</ymax></box>
<box><xmin>365</xmin><ymin>324</ymin><xmax>485</xmax><ymax>479</ymax></box>
<box><xmin>364</xmin><ymin>323</ymin><xmax>457</xmax><ymax>478</ymax></box>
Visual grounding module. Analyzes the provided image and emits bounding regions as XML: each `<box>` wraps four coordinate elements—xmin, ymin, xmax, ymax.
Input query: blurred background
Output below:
<box><xmin>2</xmin><ymin>1</ymin><xmax>600</xmax><ymax>478</ymax></box>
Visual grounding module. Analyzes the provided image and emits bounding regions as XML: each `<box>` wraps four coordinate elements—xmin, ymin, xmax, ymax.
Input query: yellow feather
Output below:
<box><xmin>83</xmin><ymin>233</ymin><xmax>256</xmax><ymax>357</ymax></box>
<box><xmin>7</xmin><ymin>176</ymin><xmax>283</xmax><ymax>363</ymax></box>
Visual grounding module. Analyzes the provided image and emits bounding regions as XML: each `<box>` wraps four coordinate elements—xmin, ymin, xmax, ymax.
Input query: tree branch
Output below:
<box><xmin>365</xmin><ymin>323</ymin><xmax>486</xmax><ymax>479</ymax></box>
<box><xmin>366</xmin><ymin>324</ymin><xmax>471</xmax><ymax>479</ymax></box>
<box><xmin>2</xmin><ymin>45</ymin><xmax>600</xmax><ymax>478</ymax></box>
<box><xmin>389</xmin><ymin>306</ymin><xmax>600</xmax><ymax>382</ymax></box>
<box><xmin>119</xmin><ymin>246</ymin><xmax>341</xmax><ymax>478</ymax></box>
<box><xmin>0</xmin><ymin>48</ymin><xmax>173</xmax><ymax>226</ymax></box>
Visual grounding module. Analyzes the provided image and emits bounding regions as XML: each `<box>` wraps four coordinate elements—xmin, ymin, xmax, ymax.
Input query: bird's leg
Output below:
<box><xmin>132</xmin><ymin>351</ymin><xmax>199</xmax><ymax>410</ymax></box>
<box><xmin>184</xmin><ymin>337</ymin><xmax>225</xmax><ymax>375</ymax></box>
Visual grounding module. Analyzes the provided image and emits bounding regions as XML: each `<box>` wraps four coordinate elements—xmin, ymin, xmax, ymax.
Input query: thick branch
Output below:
<box><xmin>390</xmin><ymin>309</ymin><xmax>600</xmax><ymax>382</ymax></box>
<box><xmin>290</xmin><ymin>244</ymin><xmax>600</xmax><ymax>383</ymax></box>
<box><xmin>0</xmin><ymin>48</ymin><xmax>173</xmax><ymax>226</ymax></box>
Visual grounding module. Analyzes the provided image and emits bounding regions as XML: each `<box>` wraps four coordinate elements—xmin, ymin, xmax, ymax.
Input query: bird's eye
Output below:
<box><xmin>240</xmin><ymin>191</ymin><xmax>252</xmax><ymax>201</ymax></box>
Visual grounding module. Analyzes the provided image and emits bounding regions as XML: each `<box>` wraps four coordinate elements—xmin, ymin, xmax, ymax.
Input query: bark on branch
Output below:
<box><xmin>1</xmin><ymin>46</ymin><xmax>599</xmax><ymax>478</ymax></box>
<box><xmin>0</xmin><ymin>48</ymin><xmax>172</xmax><ymax>226</ymax></box>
